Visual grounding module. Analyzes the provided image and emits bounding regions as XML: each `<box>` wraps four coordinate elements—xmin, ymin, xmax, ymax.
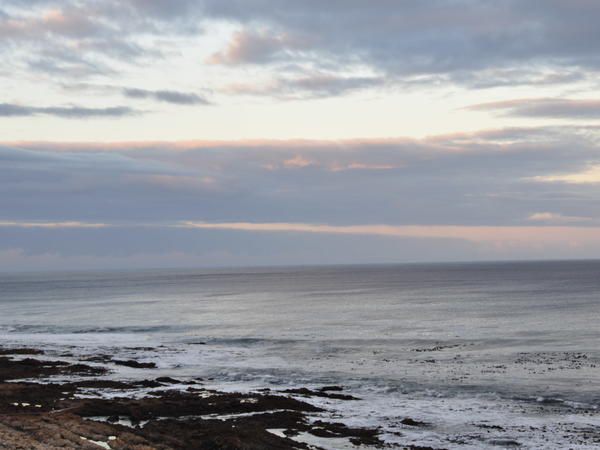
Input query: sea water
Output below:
<box><xmin>1</xmin><ymin>261</ymin><xmax>599</xmax><ymax>448</ymax></box>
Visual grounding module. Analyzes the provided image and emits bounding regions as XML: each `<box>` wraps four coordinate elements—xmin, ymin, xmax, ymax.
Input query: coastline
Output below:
<box><xmin>0</xmin><ymin>345</ymin><xmax>429</xmax><ymax>450</ymax></box>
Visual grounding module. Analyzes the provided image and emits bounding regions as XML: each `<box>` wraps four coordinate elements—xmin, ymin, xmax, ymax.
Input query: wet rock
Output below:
<box><xmin>139</xmin><ymin>417</ymin><xmax>312</xmax><ymax>450</ymax></box>
<box><xmin>0</xmin><ymin>356</ymin><xmax>106</xmax><ymax>382</ymax></box>
<box><xmin>70</xmin><ymin>380</ymin><xmax>140</xmax><ymax>390</ymax></box>
<box><xmin>134</xmin><ymin>379</ymin><xmax>164</xmax><ymax>388</ymax></box>
<box><xmin>0</xmin><ymin>347</ymin><xmax>44</xmax><ymax>355</ymax></box>
<box><xmin>70</xmin><ymin>390</ymin><xmax>323</xmax><ymax>421</ymax></box>
<box><xmin>0</xmin><ymin>347</ymin><xmax>392</xmax><ymax>450</ymax></box>
<box><xmin>282</xmin><ymin>387</ymin><xmax>359</xmax><ymax>400</ymax></box>
<box><xmin>155</xmin><ymin>376</ymin><xmax>182</xmax><ymax>384</ymax></box>
<box><xmin>404</xmin><ymin>446</ymin><xmax>448</xmax><ymax>450</ymax></box>
<box><xmin>319</xmin><ymin>385</ymin><xmax>344</xmax><ymax>392</ymax></box>
<box><xmin>489</xmin><ymin>438</ymin><xmax>521</xmax><ymax>447</ymax></box>
<box><xmin>112</xmin><ymin>359</ymin><xmax>157</xmax><ymax>369</ymax></box>
<box><xmin>476</xmin><ymin>424</ymin><xmax>506</xmax><ymax>431</ymax></box>
<box><xmin>310</xmin><ymin>420</ymin><xmax>384</xmax><ymax>447</ymax></box>
<box><xmin>0</xmin><ymin>382</ymin><xmax>75</xmax><ymax>413</ymax></box>
<box><xmin>400</xmin><ymin>418</ymin><xmax>430</xmax><ymax>427</ymax></box>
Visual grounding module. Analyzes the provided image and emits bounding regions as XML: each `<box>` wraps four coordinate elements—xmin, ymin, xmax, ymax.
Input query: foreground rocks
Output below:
<box><xmin>0</xmin><ymin>347</ymin><xmax>393</xmax><ymax>449</ymax></box>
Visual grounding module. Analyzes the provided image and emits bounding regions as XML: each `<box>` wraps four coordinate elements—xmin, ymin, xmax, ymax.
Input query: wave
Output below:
<box><xmin>0</xmin><ymin>323</ymin><xmax>185</xmax><ymax>335</ymax></box>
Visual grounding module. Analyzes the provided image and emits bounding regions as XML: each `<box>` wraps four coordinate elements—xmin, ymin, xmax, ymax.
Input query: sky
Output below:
<box><xmin>2</xmin><ymin>0</ymin><xmax>600</xmax><ymax>271</ymax></box>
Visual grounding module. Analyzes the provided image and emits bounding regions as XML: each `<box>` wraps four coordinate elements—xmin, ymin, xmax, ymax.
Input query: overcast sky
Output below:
<box><xmin>2</xmin><ymin>0</ymin><xmax>600</xmax><ymax>271</ymax></box>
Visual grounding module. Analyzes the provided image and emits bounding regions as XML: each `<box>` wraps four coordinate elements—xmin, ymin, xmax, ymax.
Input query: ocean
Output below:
<box><xmin>1</xmin><ymin>260</ymin><xmax>599</xmax><ymax>449</ymax></box>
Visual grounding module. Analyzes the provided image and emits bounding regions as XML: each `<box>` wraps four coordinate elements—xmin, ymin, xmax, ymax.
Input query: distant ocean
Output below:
<box><xmin>1</xmin><ymin>261</ymin><xmax>599</xmax><ymax>449</ymax></box>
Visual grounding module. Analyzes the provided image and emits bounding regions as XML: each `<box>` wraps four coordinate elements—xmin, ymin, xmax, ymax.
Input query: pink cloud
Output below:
<box><xmin>178</xmin><ymin>221</ymin><xmax>600</xmax><ymax>247</ymax></box>
<box><xmin>207</xmin><ymin>29</ymin><xmax>302</xmax><ymax>65</ymax></box>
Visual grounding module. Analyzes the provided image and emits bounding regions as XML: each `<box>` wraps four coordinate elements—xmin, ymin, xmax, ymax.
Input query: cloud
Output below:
<box><xmin>0</xmin><ymin>221</ymin><xmax>108</xmax><ymax>228</ymax></box>
<box><xmin>122</xmin><ymin>88</ymin><xmax>210</xmax><ymax>105</ymax></box>
<box><xmin>454</xmin><ymin>69</ymin><xmax>587</xmax><ymax>90</ymax></box>
<box><xmin>468</xmin><ymin>98</ymin><xmax>600</xmax><ymax>119</ymax></box>
<box><xmin>179</xmin><ymin>220</ymin><xmax>600</xmax><ymax>245</ymax></box>
<box><xmin>6</xmin><ymin>218</ymin><xmax>600</xmax><ymax>245</ymax></box>
<box><xmin>1</xmin><ymin>125</ymin><xmax>600</xmax><ymax>269</ymax></box>
<box><xmin>282</xmin><ymin>155</ymin><xmax>313</xmax><ymax>169</ymax></box>
<box><xmin>0</xmin><ymin>103</ymin><xmax>136</xmax><ymax>118</ymax></box>
<box><xmin>202</xmin><ymin>0</ymin><xmax>600</xmax><ymax>89</ymax></box>
<box><xmin>531</xmin><ymin>165</ymin><xmax>600</xmax><ymax>184</ymax></box>
<box><xmin>0</xmin><ymin>247</ymin><xmax>262</xmax><ymax>272</ymax></box>
<box><xmin>0</xmin><ymin>218</ymin><xmax>600</xmax><ymax>271</ymax></box>
<box><xmin>0</xmin><ymin>7</ymin><xmax>105</xmax><ymax>40</ymax></box>
<box><xmin>0</xmin><ymin>233</ymin><xmax>479</xmax><ymax>271</ymax></box>
<box><xmin>329</xmin><ymin>163</ymin><xmax>399</xmax><ymax>172</ymax></box>
<box><xmin>527</xmin><ymin>212</ymin><xmax>594</xmax><ymax>224</ymax></box>
<box><xmin>1</xmin><ymin>0</ymin><xmax>599</xmax><ymax>95</ymax></box>
<box><xmin>207</xmin><ymin>29</ymin><xmax>304</xmax><ymax>65</ymax></box>
<box><xmin>223</xmin><ymin>73</ymin><xmax>385</xmax><ymax>99</ymax></box>
<box><xmin>1</xmin><ymin>125</ymin><xmax>599</xmax><ymax>231</ymax></box>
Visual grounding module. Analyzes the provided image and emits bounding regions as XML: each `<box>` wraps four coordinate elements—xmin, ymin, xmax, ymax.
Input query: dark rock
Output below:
<box><xmin>319</xmin><ymin>385</ymin><xmax>344</xmax><ymax>392</ymax></box>
<box><xmin>135</xmin><ymin>379</ymin><xmax>163</xmax><ymax>388</ymax></box>
<box><xmin>0</xmin><ymin>347</ymin><xmax>44</xmax><ymax>355</ymax></box>
<box><xmin>0</xmin><ymin>347</ymin><xmax>389</xmax><ymax>449</ymax></box>
<box><xmin>112</xmin><ymin>359</ymin><xmax>157</xmax><ymax>369</ymax></box>
<box><xmin>404</xmin><ymin>446</ymin><xmax>448</xmax><ymax>450</ymax></box>
<box><xmin>282</xmin><ymin>387</ymin><xmax>359</xmax><ymax>400</ymax></box>
<box><xmin>476</xmin><ymin>424</ymin><xmax>506</xmax><ymax>431</ymax></box>
<box><xmin>489</xmin><ymin>438</ymin><xmax>521</xmax><ymax>447</ymax></box>
<box><xmin>156</xmin><ymin>376</ymin><xmax>181</xmax><ymax>384</ymax></box>
<box><xmin>401</xmin><ymin>418</ymin><xmax>429</xmax><ymax>427</ymax></box>
<box><xmin>0</xmin><ymin>356</ymin><xmax>106</xmax><ymax>381</ymax></box>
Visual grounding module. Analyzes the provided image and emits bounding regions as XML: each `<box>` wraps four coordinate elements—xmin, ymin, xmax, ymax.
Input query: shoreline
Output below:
<box><xmin>0</xmin><ymin>346</ymin><xmax>436</xmax><ymax>450</ymax></box>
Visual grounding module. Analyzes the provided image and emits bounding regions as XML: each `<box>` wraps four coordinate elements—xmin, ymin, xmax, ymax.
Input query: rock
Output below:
<box><xmin>111</xmin><ymin>359</ymin><xmax>157</xmax><ymax>369</ymax></box>
<box><xmin>401</xmin><ymin>418</ymin><xmax>429</xmax><ymax>427</ymax></box>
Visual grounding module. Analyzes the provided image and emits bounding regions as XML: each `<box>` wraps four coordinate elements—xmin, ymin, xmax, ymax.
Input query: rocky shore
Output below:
<box><xmin>0</xmin><ymin>346</ymin><xmax>441</xmax><ymax>450</ymax></box>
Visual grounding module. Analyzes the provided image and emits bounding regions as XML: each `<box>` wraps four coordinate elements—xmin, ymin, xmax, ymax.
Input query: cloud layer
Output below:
<box><xmin>469</xmin><ymin>99</ymin><xmax>600</xmax><ymax>119</ymax></box>
<box><xmin>2</xmin><ymin>1</ymin><xmax>600</xmax><ymax>269</ymax></box>
<box><xmin>2</xmin><ymin>125</ymin><xmax>600</xmax><ymax>269</ymax></box>
<box><xmin>1</xmin><ymin>0</ymin><xmax>600</xmax><ymax>101</ymax></box>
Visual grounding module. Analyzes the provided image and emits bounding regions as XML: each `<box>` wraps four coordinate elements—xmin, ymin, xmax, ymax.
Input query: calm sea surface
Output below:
<box><xmin>1</xmin><ymin>261</ymin><xmax>599</xmax><ymax>448</ymax></box>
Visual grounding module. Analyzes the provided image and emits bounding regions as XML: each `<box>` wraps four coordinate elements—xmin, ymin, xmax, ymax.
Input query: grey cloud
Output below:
<box><xmin>226</xmin><ymin>73</ymin><xmax>385</xmax><ymax>99</ymax></box>
<box><xmin>3</xmin><ymin>127</ymin><xmax>600</xmax><ymax>268</ymax></box>
<box><xmin>125</xmin><ymin>0</ymin><xmax>202</xmax><ymax>20</ymax></box>
<box><xmin>468</xmin><ymin>98</ymin><xmax>600</xmax><ymax>119</ymax></box>
<box><xmin>207</xmin><ymin>29</ymin><xmax>307</xmax><ymax>65</ymax></box>
<box><xmin>0</xmin><ymin>1</ymin><xmax>196</xmax><ymax>80</ymax></box>
<box><xmin>452</xmin><ymin>70</ymin><xmax>587</xmax><ymax>90</ymax></box>
<box><xmin>279</xmin><ymin>74</ymin><xmax>383</xmax><ymax>97</ymax></box>
<box><xmin>0</xmin><ymin>145</ymin><xmax>187</xmax><ymax>175</ymax></box>
<box><xmin>2</xmin><ymin>0</ymin><xmax>599</xmax><ymax>92</ymax></box>
<box><xmin>0</xmin><ymin>7</ymin><xmax>106</xmax><ymax>40</ymax></box>
<box><xmin>0</xmin><ymin>103</ymin><xmax>137</xmax><ymax>118</ymax></box>
<box><xmin>202</xmin><ymin>0</ymin><xmax>600</xmax><ymax>87</ymax></box>
<box><xmin>123</xmin><ymin>88</ymin><xmax>210</xmax><ymax>105</ymax></box>
<box><xmin>0</xmin><ymin>227</ymin><xmax>483</xmax><ymax>271</ymax></box>
<box><xmin>28</xmin><ymin>56</ymin><xmax>109</xmax><ymax>77</ymax></box>
<box><xmin>25</xmin><ymin>43</ymin><xmax>117</xmax><ymax>77</ymax></box>
<box><xmin>2</xmin><ymin>126</ymin><xmax>600</xmax><ymax>227</ymax></box>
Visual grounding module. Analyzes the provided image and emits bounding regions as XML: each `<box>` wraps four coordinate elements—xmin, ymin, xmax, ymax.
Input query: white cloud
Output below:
<box><xmin>527</xmin><ymin>212</ymin><xmax>594</xmax><ymax>224</ymax></box>
<box><xmin>532</xmin><ymin>165</ymin><xmax>600</xmax><ymax>184</ymax></box>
